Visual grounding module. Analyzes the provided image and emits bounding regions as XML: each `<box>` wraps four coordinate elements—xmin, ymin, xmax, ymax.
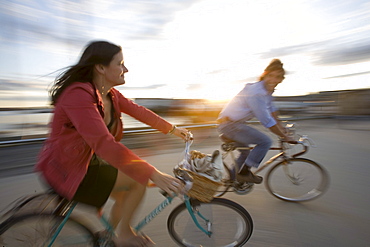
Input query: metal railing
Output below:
<box><xmin>0</xmin><ymin>113</ymin><xmax>337</xmax><ymax>148</ymax></box>
<box><xmin>0</xmin><ymin>123</ymin><xmax>218</xmax><ymax>148</ymax></box>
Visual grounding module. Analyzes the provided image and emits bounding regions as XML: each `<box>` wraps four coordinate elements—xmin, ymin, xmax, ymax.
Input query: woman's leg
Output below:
<box><xmin>109</xmin><ymin>171</ymin><xmax>153</xmax><ymax>246</ymax></box>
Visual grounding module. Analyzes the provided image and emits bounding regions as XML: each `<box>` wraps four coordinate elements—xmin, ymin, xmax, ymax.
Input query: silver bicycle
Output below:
<box><xmin>216</xmin><ymin>124</ymin><xmax>330</xmax><ymax>202</ymax></box>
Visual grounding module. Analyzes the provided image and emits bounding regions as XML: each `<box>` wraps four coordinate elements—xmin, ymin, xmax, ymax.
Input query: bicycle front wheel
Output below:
<box><xmin>265</xmin><ymin>158</ymin><xmax>329</xmax><ymax>202</ymax></box>
<box><xmin>0</xmin><ymin>213</ymin><xmax>95</xmax><ymax>246</ymax></box>
<box><xmin>167</xmin><ymin>197</ymin><xmax>253</xmax><ymax>247</ymax></box>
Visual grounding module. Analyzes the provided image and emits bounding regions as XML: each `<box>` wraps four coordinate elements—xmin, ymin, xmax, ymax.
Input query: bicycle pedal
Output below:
<box><xmin>94</xmin><ymin>231</ymin><xmax>115</xmax><ymax>247</ymax></box>
<box><xmin>233</xmin><ymin>182</ymin><xmax>254</xmax><ymax>195</ymax></box>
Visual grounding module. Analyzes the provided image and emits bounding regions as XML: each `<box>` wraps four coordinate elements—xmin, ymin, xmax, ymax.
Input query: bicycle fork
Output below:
<box><xmin>134</xmin><ymin>195</ymin><xmax>213</xmax><ymax>238</ymax></box>
<box><xmin>184</xmin><ymin>196</ymin><xmax>212</xmax><ymax>237</ymax></box>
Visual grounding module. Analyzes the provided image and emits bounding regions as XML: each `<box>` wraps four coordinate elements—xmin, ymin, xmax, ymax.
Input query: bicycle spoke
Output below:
<box><xmin>168</xmin><ymin>198</ymin><xmax>253</xmax><ymax>247</ymax></box>
<box><xmin>0</xmin><ymin>214</ymin><xmax>95</xmax><ymax>246</ymax></box>
<box><xmin>266</xmin><ymin>158</ymin><xmax>329</xmax><ymax>202</ymax></box>
<box><xmin>283</xmin><ymin>163</ymin><xmax>301</xmax><ymax>185</ymax></box>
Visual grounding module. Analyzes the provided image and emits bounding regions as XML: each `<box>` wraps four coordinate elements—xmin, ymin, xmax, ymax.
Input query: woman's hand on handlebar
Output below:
<box><xmin>172</xmin><ymin>126</ymin><xmax>192</xmax><ymax>141</ymax></box>
<box><xmin>150</xmin><ymin>169</ymin><xmax>185</xmax><ymax>196</ymax></box>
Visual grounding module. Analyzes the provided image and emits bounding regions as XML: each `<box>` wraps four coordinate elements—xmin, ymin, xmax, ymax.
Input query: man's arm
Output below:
<box><xmin>271</xmin><ymin>111</ymin><xmax>286</xmax><ymax>133</ymax></box>
<box><xmin>269</xmin><ymin>111</ymin><xmax>295</xmax><ymax>142</ymax></box>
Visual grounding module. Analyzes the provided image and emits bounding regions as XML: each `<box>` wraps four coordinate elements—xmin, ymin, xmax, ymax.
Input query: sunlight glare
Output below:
<box><xmin>155</xmin><ymin>0</ymin><xmax>333</xmax><ymax>99</ymax></box>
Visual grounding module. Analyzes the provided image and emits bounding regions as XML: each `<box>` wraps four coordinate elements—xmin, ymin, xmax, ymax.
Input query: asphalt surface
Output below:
<box><xmin>0</xmin><ymin>118</ymin><xmax>369</xmax><ymax>246</ymax></box>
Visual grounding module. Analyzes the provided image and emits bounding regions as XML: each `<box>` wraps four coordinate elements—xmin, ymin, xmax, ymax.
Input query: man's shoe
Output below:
<box><xmin>236</xmin><ymin>172</ymin><xmax>263</xmax><ymax>184</ymax></box>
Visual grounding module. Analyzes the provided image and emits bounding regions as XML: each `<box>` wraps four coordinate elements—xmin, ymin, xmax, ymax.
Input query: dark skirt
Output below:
<box><xmin>73</xmin><ymin>154</ymin><xmax>118</xmax><ymax>208</ymax></box>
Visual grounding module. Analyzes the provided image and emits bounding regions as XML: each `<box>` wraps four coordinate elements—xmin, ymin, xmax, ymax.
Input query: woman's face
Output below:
<box><xmin>263</xmin><ymin>70</ymin><xmax>285</xmax><ymax>93</ymax></box>
<box><xmin>103</xmin><ymin>51</ymin><xmax>128</xmax><ymax>86</ymax></box>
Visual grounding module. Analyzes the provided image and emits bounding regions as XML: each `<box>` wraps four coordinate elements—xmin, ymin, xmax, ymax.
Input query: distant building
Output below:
<box><xmin>133</xmin><ymin>88</ymin><xmax>370</xmax><ymax>120</ymax></box>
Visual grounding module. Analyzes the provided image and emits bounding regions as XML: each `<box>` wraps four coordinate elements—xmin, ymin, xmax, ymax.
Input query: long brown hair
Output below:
<box><xmin>259</xmin><ymin>59</ymin><xmax>285</xmax><ymax>81</ymax></box>
<box><xmin>49</xmin><ymin>41</ymin><xmax>122</xmax><ymax>105</ymax></box>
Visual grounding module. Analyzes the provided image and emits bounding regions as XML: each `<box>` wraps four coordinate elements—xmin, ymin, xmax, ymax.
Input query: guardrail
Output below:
<box><xmin>0</xmin><ymin>123</ymin><xmax>218</xmax><ymax>148</ymax></box>
<box><xmin>0</xmin><ymin>115</ymin><xmax>336</xmax><ymax>148</ymax></box>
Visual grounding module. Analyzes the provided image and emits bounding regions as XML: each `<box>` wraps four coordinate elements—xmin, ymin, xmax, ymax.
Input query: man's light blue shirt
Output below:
<box><xmin>218</xmin><ymin>81</ymin><xmax>278</xmax><ymax>128</ymax></box>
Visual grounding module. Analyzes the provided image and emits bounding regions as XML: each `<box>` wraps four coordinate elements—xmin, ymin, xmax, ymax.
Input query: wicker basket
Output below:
<box><xmin>187</xmin><ymin>170</ymin><xmax>222</xmax><ymax>202</ymax></box>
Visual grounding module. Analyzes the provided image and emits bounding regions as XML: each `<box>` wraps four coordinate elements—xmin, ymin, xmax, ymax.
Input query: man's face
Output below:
<box><xmin>264</xmin><ymin>70</ymin><xmax>285</xmax><ymax>93</ymax></box>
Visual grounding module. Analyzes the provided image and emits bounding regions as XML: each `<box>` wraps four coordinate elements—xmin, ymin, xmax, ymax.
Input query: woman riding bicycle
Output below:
<box><xmin>217</xmin><ymin>59</ymin><xmax>295</xmax><ymax>185</ymax></box>
<box><xmin>36</xmin><ymin>40</ymin><xmax>188</xmax><ymax>247</ymax></box>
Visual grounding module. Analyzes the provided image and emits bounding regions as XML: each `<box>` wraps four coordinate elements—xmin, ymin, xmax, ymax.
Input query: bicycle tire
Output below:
<box><xmin>167</xmin><ymin>197</ymin><xmax>253</xmax><ymax>247</ymax></box>
<box><xmin>0</xmin><ymin>213</ymin><xmax>95</xmax><ymax>246</ymax></box>
<box><xmin>265</xmin><ymin>158</ymin><xmax>329</xmax><ymax>202</ymax></box>
<box><xmin>214</xmin><ymin>162</ymin><xmax>233</xmax><ymax>198</ymax></box>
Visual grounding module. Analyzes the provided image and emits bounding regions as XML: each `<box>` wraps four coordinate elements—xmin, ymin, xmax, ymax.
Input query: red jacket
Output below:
<box><xmin>36</xmin><ymin>82</ymin><xmax>172</xmax><ymax>200</ymax></box>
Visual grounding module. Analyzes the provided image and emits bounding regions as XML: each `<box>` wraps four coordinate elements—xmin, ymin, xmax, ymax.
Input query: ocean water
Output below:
<box><xmin>0</xmin><ymin>109</ymin><xmax>190</xmax><ymax>140</ymax></box>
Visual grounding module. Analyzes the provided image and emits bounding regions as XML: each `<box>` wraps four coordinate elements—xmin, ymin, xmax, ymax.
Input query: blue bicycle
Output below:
<box><xmin>0</xmin><ymin>138</ymin><xmax>253</xmax><ymax>247</ymax></box>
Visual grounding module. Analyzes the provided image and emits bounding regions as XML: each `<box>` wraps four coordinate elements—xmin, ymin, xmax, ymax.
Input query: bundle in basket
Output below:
<box><xmin>186</xmin><ymin>170</ymin><xmax>222</xmax><ymax>202</ymax></box>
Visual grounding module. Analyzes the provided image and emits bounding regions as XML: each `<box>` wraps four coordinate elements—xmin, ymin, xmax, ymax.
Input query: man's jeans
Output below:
<box><xmin>218</xmin><ymin>121</ymin><xmax>272</xmax><ymax>172</ymax></box>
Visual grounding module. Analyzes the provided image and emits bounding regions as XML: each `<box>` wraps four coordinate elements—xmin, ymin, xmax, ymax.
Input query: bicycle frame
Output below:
<box><xmin>222</xmin><ymin>139</ymin><xmax>309</xmax><ymax>175</ymax></box>
<box><xmin>46</xmin><ymin>190</ymin><xmax>213</xmax><ymax>246</ymax></box>
<box><xmin>47</xmin><ymin>201</ymin><xmax>78</xmax><ymax>247</ymax></box>
<box><xmin>134</xmin><ymin>194</ymin><xmax>176</xmax><ymax>232</ymax></box>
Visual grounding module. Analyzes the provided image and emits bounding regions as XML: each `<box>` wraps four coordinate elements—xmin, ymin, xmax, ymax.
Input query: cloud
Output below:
<box><xmin>0</xmin><ymin>0</ymin><xmax>202</xmax><ymax>49</ymax></box>
<box><xmin>258</xmin><ymin>42</ymin><xmax>318</xmax><ymax>59</ymax></box>
<box><xmin>236</xmin><ymin>77</ymin><xmax>259</xmax><ymax>84</ymax></box>
<box><xmin>258</xmin><ymin>0</ymin><xmax>370</xmax><ymax>67</ymax></box>
<box><xmin>0</xmin><ymin>78</ymin><xmax>49</xmax><ymax>91</ymax></box>
<box><xmin>207</xmin><ymin>69</ymin><xmax>227</xmax><ymax>75</ymax></box>
<box><xmin>314</xmin><ymin>43</ymin><xmax>370</xmax><ymax>66</ymax></box>
<box><xmin>259</xmin><ymin>37</ymin><xmax>370</xmax><ymax>67</ymax></box>
<box><xmin>186</xmin><ymin>83</ymin><xmax>202</xmax><ymax>91</ymax></box>
<box><xmin>0</xmin><ymin>1</ymin><xmax>89</xmax><ymax>49</ymax></box>
<box><xmin>0</xmin><ymin>79</ymin><xmax>25</xmax><ymax>91</ymax></box>
<box><xmin>108</xmin><ymin>0</ymin><xmax>202</xmax><ymax>40</ymax></box>
<box><xmin>119</xmin><ymin>84</ymin><xmax>166</xmax><ymax>90</ymax></box>
<box><xmin>323</xmin><ymin>70</ymin><xmax>370</xmax><ymax>79</ymax></box>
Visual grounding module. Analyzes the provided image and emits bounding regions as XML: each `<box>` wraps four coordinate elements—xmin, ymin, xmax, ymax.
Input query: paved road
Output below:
<box><xmin>0</xmin><ymin>118</ymin><xmax>369</xmax><ymax>246</ymax></box>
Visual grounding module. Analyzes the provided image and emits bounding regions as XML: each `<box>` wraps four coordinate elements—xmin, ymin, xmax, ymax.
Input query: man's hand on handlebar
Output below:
<box><xmin>281</xmin><ymin>136</ymin><xmax>298</xmax><ymax>144</ymax></box>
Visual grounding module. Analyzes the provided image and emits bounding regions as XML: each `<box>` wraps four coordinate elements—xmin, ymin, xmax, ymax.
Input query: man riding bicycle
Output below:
<box><xmin>217</xmin><ymin>59</ymin><xmax>295</xmax><ymax>185</ymax></box>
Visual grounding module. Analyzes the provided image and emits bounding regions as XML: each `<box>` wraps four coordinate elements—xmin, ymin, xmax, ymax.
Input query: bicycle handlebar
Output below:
<box><xmin>185</xmin><ymin>132</ymin><xmax>194</xmax><ymax>142</ymax></box>
<box><xmin>281</xmin><ymin>123</ymin><xmax>317</xmax><ymax>157</ymax></box>
<box><xmin>298</xmin><ymin>135</ymin><xmax>317</xmax><ymax>147</ymax></box>
<box><xmin>280</xmin><ymin>134</ymin><xmax>317</xmax><ymax>158</ymax></box>
<box><xmin>291</xmin><ymin>141</ymin><xmax>308</xmax><ymax>157</ymax></box>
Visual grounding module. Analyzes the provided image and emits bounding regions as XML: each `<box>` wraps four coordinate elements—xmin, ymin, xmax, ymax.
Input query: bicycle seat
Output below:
<box><xmin>219</xmin><ymin>134</ymin><xmax>250</xmax><ymax>152</ymax></box>
<box><xmin>219</xmin><ymin>134</ymin><xmax>234</xmax><ymax>143</ymax></box>
<box><xmin>219</xmin><ymin>134</ymin><xmax>239</xmax><ymax>151</ymax></box>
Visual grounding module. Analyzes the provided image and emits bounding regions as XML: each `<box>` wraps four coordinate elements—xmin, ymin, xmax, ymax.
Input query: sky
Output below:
<box><xmin>0</xmin><ymin>0</ymin><xmax>370</xmax><ymax>107</ymax></box>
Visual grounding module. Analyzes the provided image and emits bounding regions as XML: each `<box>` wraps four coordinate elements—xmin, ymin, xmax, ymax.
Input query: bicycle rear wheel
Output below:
<box><xmin>0</xmin><ymin>213</ymin><xmax>95</xmax><ymax>246</ymax></box>
<box><xmin>167</xmin><ymin>197</ymin><xmax>253</xmax><ymax>247</ymax></box>
<box><xmin>265</xmin><ymin>158</ymin><xmax>329</xmax><ymax>202</ymax></box>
